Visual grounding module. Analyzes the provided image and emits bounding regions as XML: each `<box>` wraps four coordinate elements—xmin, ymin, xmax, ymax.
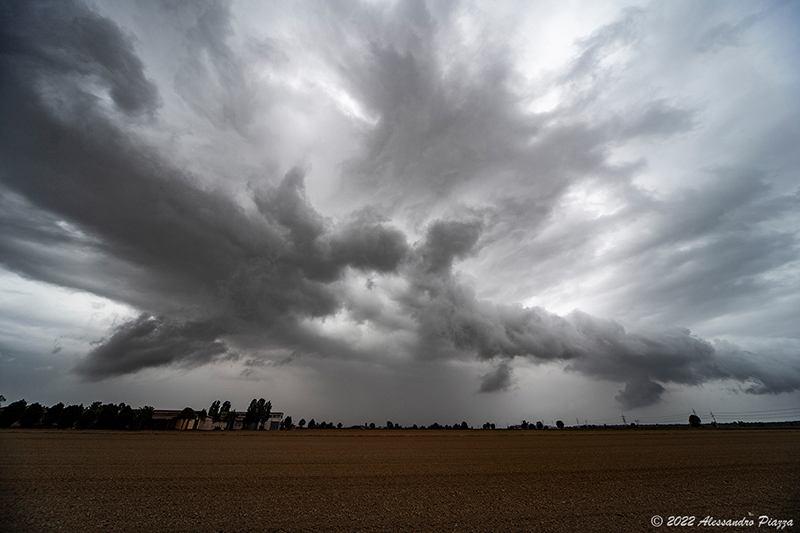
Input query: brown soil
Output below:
<box><xmin>1</xmin><ymin>429</ymin><xmax>798</xmax><ymax>532</ymax></box>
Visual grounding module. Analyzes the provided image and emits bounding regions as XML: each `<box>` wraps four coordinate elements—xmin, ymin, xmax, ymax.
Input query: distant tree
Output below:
<box><xmin>95</xmin><ymin>404</ymin><xmax>120</xmax><ymax>429</ymax></box>
<box><xmin>209</xmin><ymin>400</ymin><xmax>221</xmax><ymax>422</ymax></box>
<box><xmin>490</xmin><ymin>423</ymin><xmax>496</xmax><ymax>430</ymax></box>
<box><xmin>460</xmin><ymin>421</ymin><xmax>468</xmax><ymax>430</ymax></box>
<box><xmin>221</xmin><ymin>400</ymin><xmax>231</xmax><ymax>413</ymax></box>
<box><xmin>76</xmin><ymin>408</ymin><xmax>96</xmax><ymax>429</ymax></box>
<box><xmin>298</xmin><ymin>418</ymin><xmax>306</xmax><ymax>428</ymax></box>
<box><xmin>0</xmin><ymin>399</ymin><xmax>27</xmax><ymax>427</ymax></box>
<box><xmin>386</xmin><ymin>421</ymin><xmax>394</xmax><ymax>429</ymax></box>
<box><xmin>179</xmin><ymin>407</ymin><xmax>196</xmax><ymax>419</ymax></box>
<box><xmin>19</xmin><ymin>403</ymin><xmax>44</xmax><ymax>428</ymax></box>
<box><xmin>115</xmin><ymin>404</ymin><xmax>135</xmax><ymax>430</ymax></box>
<box><xmin>337</xmin><ymin>422</ymin><xmax>342</xmax><ymax>429</ymax></box>
<box><xmin>689</xmin><ymin>414</ymin><xmax>702</xmax><ymax>428</ymax></box>
<box><xmin>430</xmin><ymin>422</ymin><xmax>441</xmax><ymax>430</ymax></box>
<box><xmin>536</xmin><ymin>421</ymin><xmax>544</xmax><ymax>430</ymax></box>
<box><xmin>521</xmin><ymin>420</ymin><xmax>529</xmax><ymax>430</ymax></box>
<box><xmin>224</xmin><ymin>409</ymin><xmax>238</xmax><ymax>430</ymax></box>
<box><xmin>243</xmin><ymin>399</ymin><xmax>259</xmax><ymax>429</ymax></box>
<box><xmin>308</xmin><ymin>419</ymin><xmax>316</xmax><ymax>429</ymax></box>
<box><xmin>368</xmin><ymin>422</ymin><xmax>376</xmax><ymax>430</ymax></box>
<box><xmin>133</xmin><ymin>406</ymin><xmax>154</xmax><ymax>430</ymax></box>
<box><xmin>256</xmin><ymin>399</ymin><xmax>271</xmax><ymax>429</ymax></box>
<box><xmin>58</xmin><ymin>404</ymin><xmax>84</xmax><ymax>429</ymax></box>
<box><xmin>280</xmin><ymin>416</ymin><xmax>293</xmax><ymax>430</ymax></box>
<box><xmin>41</xmin><ymin>403</ymin><xmax>65</xmax><ymax>428</ymax></box>
<box><xmin>0</xmin><ymin>394</ymin><xmax>5</xmax><ymax>407</ymax></box>
<box><xmin>556</xmin><ymin>420</ymin><xmax>564</xmax><ymax>429</ymax></box>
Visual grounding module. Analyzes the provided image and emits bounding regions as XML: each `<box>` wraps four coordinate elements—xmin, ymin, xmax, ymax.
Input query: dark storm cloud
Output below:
<box><xmin>166</xmin><ymin>0</ymin><xmax>256</xmax><ymax>134</ymax></box>
<box><xmin>0</xmin><ymin>0</ymin><xmax>409</xmax><ymax>376</ymax></box>
<box><xmin>419</xmin><ymin>220</ymin><xmax>483</xmax><ymax>274</ymax></box>
<box><xmin>1</xmin><ymin>0</ymin><xmax>798</xmax><ymax>412</ymax></box>
<box><xmin>615</xmin><ymin>380</ymin><xmax>665</xmax><ymax>410</ymax></box>
<box><xmin>74</xmin><ymin>314</ymin><xmax>231</xmax><ymax>381</ymax></box>
<box><xmin>0</xmin><ymin>0</ymin><xmax>160</xmax><ymax>116</ymax></box>
<box><xmin>479</xmin><ymin>361</ymin><xmax>513</xmax><ymax>393</ymax></box>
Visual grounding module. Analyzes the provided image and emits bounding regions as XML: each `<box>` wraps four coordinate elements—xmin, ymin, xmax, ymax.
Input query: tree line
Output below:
<box><xmin>0</xmin><ymin>397</ymin><xmax>293</xmax><ymax>431</ymax></box>
<box><xmin>0</xmin><ymin>400</ymin><xmax>155</xmax><ymax>430</ymax></box>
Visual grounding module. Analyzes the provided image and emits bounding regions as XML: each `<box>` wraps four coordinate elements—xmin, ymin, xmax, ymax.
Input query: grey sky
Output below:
<box><xmin>1</xmin><ymin>0</ymin><xmax>798</xmax><ymax>425</ymax></box>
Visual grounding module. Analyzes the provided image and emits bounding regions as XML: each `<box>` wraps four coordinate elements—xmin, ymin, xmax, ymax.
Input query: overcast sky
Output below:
<box><xmin>1</xmin><ymin>0</ymin><xmax>799</xmax><ymax>426</ymax></box>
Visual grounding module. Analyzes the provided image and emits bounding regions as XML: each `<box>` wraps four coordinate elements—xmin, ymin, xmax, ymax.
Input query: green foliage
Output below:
<box><xmin>58</xmin><ymin>404</ymin><xmax>84</xmax><ymax>429</ymax></box>
<box><xmin>95</xmin><ymin>404</ymin><xmax>119</xmax><ymax>429</ymax></box>
<box><xmin>19</xmin><ymin>403</ymin><xmax>44</xmax><ymax>428</ymax></box>
<box><xmin>209</xmin><ymin>400</ymin><xmax>221</xmax><ymax>422</ymax></box>
<box><xmin>133</xmin><ymin>406</ymin><xmax>154</xmax><ymax>430</ymax></box>
<box><xmin>689</xmin><ymin>414</ymin><xmax>702</xmax><ymax>428</ymax></box>
<box><xmin>115</xmin><ymin>404</ymin><xmax>134</xmax><ymax>430</ymax></box>
<box><xmin>0</xmin><ymin>399</ymin><xmax>27</xmax><ymax>427</ymax></box>
<box><xmin>76</xmin><ymin>408</ymin><xmax>96</xmax><ymax>429</ymax></box>
<box><xmin>41</xmin><ymin>403</ymin><xmax>65</xmax><ymax>428</ymax></box>
<box><xmin>243</xmin><ymin>399</ymin><xmax>259</xmax><ymax>428</ymax></box>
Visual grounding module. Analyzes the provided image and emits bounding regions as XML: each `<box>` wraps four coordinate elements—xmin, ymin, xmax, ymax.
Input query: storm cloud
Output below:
<box><xmin>1</xmin><ymin>0</ymin><xmax>798</xmax><ymax>416</ymax></box>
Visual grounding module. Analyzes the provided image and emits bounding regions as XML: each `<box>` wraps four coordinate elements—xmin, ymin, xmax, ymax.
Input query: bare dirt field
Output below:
<box><xmin>1</xmin><ymin>429</ymin><xmax>798</xmax><ymax>532</ymax></box>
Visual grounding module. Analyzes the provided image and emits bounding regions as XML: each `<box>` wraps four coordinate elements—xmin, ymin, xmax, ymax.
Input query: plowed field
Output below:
<box><xmin>1</xmin><ymin>429</ymin><xmax>798</xmax><ymax>532</ymax></box>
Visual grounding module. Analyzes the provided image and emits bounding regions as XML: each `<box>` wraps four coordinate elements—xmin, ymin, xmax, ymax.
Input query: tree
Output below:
<box><xmin>386</xmin><ymin>421</ymin><xmax>394</xmax><ymax>429</ymax></box>
<box><xmin>257</xmin><ymin>399</ymin><xmax>272</xmax><ymax>429</ymax></box>
<box><xmin>179</xmin><ymin>407</ymin><xmax>196</xmax><ymax>419</ymax></box>
<box><xmin>58</xmin><ymin>404</ymin><xmax>84</xmax><ymax>429</ymax></box>
<box><xmin>337</xmin><ymin>422</ymin><xmax>342</xmax><ymax>429</ymax></box>
<box><xmin>221</xmin><ymin>400</ymin><xmax>231</xmax><ymax>413</ymax></box>
<box><xmin>556</xmin><ymin>420</ymin><xmax>564</xmax><ymax>429</ymax></box>
<box><xmin>0</xmin><ymin>399</ymin><xmax>27</xmax><ymax>427</ymax></box>
<box><xmin>115</xmin><ymin>404</ymin><xmax>135</xmax><ymax>430</ymax></box>
<box><xmin>298</xmin><ymin>418</ymin><xmax>306</xmax><ymax>428</ymax></box>
<box><xmin>0</xmin><ymin>394</ymin><xmax>6</xmax><ymax>407</ymax></box>
<box><xmin>280</xmin><ymin>416</ymin><xmax>293</xmax><ymax>430</ymax></box>
<box><xmin>308</xmin><ymin>419</ymin><xmax>316</xmax><ymax>429</ymax></box>
<box><xmin>133</xmin><ymin>406</ymin><xmax>154</xmax><ymax>430</ymax></box>
<box><xmin>243</xmin><ymin>399</ymin><xmax>259</xmax><ymax>429</ymax></box>
<box><xmin>689</xmin><ymin>414</ymin><xmax>702</xmax><ymax>428</ymax></box>
<box><xmin>76</xmin><ymin>408</ymin><xmax>96</xmax><ymax>429</ymax></box>
<box><xmin>209</xmin><ymin>400</ymin><xmax>221</xmax><ymax>422</ymax></box>
<box><xmin>536</xmin><ymin>421</ymin><xmax>544</xmax><ymax>430</ymax></box>
<box><xmin>19</xmin><ymin>403</ymin><xmax>44</xmax><ymax>428</ymax></box>
<box><xmin>460</xmin><ymin>421</ymin><xmax>468</xmax><ymax>430</ymax></box>
<box><xmin>368</xmin><ymin>422</ymin><xmax>375</xmax><ymax>430</ymax></box>
<box><xmin>95</xmin><ymin>404</ymin><xmax>119</xmax><ymax>429</ymax></box>
<box><xmin>41</xmin><ymin>403</ymin><xmax>65</xmax><ymax>428</ymax></box>
<box><xmin>224</xmin><ymin>409</ymin><xmax>238</xmax><ymax>430</ymax></box>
